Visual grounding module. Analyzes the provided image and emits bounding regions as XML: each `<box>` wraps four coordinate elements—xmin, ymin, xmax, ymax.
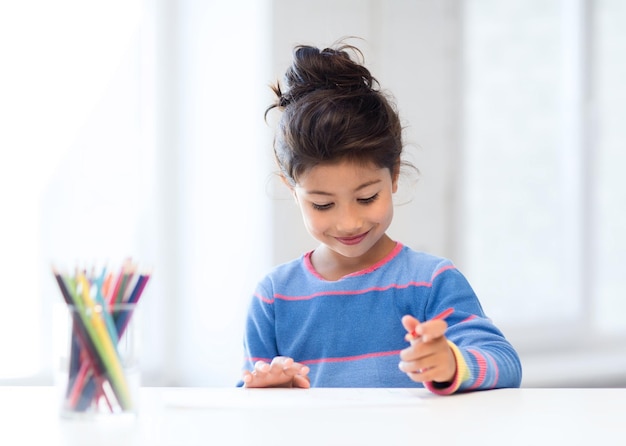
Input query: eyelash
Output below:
<box><xmin>358</xmin><ymin>193</ymin><xmax>379</xmax><ymax>204</ymax></box>
<box><xmin>311</xmin><ymin>193</ymin><xmax>379</xmax><ymax>211</ymax></box>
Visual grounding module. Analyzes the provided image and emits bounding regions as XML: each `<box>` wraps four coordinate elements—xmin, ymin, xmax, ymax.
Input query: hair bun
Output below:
<box><xmin>278</xmin><ymin>44</ymin><xmax>378</xmax><ymax>107</ymax></box>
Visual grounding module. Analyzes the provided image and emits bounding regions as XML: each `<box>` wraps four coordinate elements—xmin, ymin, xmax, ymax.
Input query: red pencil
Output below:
<box><xmin>408</xmin><ymin>307</ymin><xmax>454</xmax><ymax>340</ymax></box>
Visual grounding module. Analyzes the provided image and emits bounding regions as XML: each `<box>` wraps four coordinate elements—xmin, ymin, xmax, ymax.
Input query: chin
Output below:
<box><xmin>331</xmin><ymin>243</ymin><xmax>373</xmax><ymax>259</ymax></box>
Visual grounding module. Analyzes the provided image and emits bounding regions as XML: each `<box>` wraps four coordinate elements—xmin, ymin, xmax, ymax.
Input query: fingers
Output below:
<box><xmin>269</xmin><ymin>357</ymin><xmax>310</xmax><ymax>379</ymax></box>
<box><xmin>402</xmin><ymin>316</ymin><xmax>448</xmax><ymax>343</ymax></box>
<box><xmin>399</xmin><ymin>364</ymin><xmax>443</xmax><ymax>384</ymax></box>
<box><xmin>398</xmin><ymin>342</ymin><xmax>455</xmax><ymax>383</ymax></box>
<box><xmin>401</xmin><ymin>315</ymin><xmax>419</xmax><ymax>340</ymax></box>
<box><xmin>418</xmin><ymin>319</ymin><xmax>447</xmax><ymax>343</ymax></box>
<box><xmin>242</xmin><ymin>357</ymin><xmax>310</xmax><ymax>388</ymax></box>
<box><xmin>398</xmin><ymin>348</ymin><xmax>456</xmax><ymax>384</ymax></box>
<box><xmin>255</xmin><ymin>360</ymin><xmax>271</xmax><ymax>373</ymax></box>
<box><xmin>268</xmin><ymin>356</ymin><xmax>293</xmax><ymax>375</ymax></box>
<box><xmin>292</xmin><ymin>374</ymin><xmax>311</xmax><ymax>389</ymax></box>
<box><xmin>398</xmin><ymin>341</ymin><xmax>446</xmax><ymax>380</ymax></box>
<box><xmin>399</xmin><ymin>316</ymin><xmax>456</xmax><ymax>383</ymax></box>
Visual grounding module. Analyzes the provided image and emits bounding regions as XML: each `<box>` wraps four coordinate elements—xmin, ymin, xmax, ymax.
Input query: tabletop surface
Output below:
<box><xmin>3</xmin><ymin>386</ymin><xmax>626</xmax><ymax>445</ymax></box>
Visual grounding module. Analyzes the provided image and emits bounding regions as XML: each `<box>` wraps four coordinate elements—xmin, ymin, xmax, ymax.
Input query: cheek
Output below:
<box><xmin>298</xmin><ymin>207</ymin><xmax>323</xmax><ymax>233</ymax></box>
<box><xmin>375</xmin><ymin>197</ymin><xmax>395</xmax><ymax>224</ymax></box>
<box><xmin>372</xmin><ymin>197</ymin><xmax>393</xmax><ymax>220</ymax></box>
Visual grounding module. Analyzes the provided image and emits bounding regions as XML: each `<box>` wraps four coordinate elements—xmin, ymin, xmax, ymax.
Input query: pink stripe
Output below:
<box><xmin>468</xmin><ymin>349</ymin><xmax>487</xmax><ymax>390</ymax></box>
<box><xmin>303</xmin><ymin>252</ymin><xmax>323</xmax><ymax>279</ymax></box>
<box><xmin>304</xmin><ymin>242</ymin><xmax>404</xmax><ymax>280</ymax></box>
<box><xmin>274</xmin><ymin>281</ymin><xmax>432</xmax><ymax>301</ymax></box>
<box><xmin>345</xmin><ymin>242</ymin><xmax>404</xmax><ymax>276</ymax></box>
<box><xmin>461</xmin><ymin>314</ymin><xmax>477</xmax><ymax>323</ymax></box>
<box><xmin>431</xmin><ymin>265</ymin><xmax>456</xmax><ymax>280</ymax></box>
<box><xmin>485</xmin><ymin>352</ymin><xmax>499</xmax><ymax>388</ymax></box>
<box><xmin>254</xmin><ymin>292</ymin><xmax>274</xmax><ymax>304</ymax></box>
<box><xmin>300</xmin><ymin>349</ymin><xmax>402</xmax><ymax>365</ymax></box>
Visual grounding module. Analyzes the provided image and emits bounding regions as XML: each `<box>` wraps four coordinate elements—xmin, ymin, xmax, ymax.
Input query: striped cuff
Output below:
<box><xmin>424</xmin><ymin>340</ymin><xmax>470</xmax><ymax>395</ymax></box>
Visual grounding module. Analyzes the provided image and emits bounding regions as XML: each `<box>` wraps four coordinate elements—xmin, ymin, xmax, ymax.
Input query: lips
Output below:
<box><xmin>335</xmin><ymin>231</ymin><xmax>369</xmax><ymax>245</ymax></box>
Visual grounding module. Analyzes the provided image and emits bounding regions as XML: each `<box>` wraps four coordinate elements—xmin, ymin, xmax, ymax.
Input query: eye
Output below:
<box><xmin>312</xmin><ymin>202</ymin><xmax>333</xmax><ymax>211</ymax></box>
<box><xmin>358</xmin><ymin>193</ymin><xmax>379</xmax><ymax>204</ymax></box>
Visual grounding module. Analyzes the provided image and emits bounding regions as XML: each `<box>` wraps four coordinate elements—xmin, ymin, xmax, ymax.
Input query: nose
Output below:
<box><xmin>335</xmin><ymin>203</ymin><xmax>363</xmax><ymax>234</ymax></box>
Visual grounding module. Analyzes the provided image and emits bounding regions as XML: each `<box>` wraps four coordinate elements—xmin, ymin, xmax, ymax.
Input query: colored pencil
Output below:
<box><xmin>52</xmin><ymin>259</ymin><xmax>151</xmax><ymax>414</ymax></box>
<box><xmin>407</xmin><ymin>307</ymin><xmax>454</xmax><ymax>341</ymax></box>
<box><xmin>78</xmin><ymin>272</ymin><xmax>132</xmax><ymax>408</ymax></box>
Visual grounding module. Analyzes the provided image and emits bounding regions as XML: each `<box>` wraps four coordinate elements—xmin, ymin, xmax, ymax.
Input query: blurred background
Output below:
<box><xmin>1</xmin><ymin>0</ymin><xmax>624</xmax><ymax>388</ymax></box>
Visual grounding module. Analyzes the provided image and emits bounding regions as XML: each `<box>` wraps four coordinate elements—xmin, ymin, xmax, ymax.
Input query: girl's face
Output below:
<box><xmin>292</xmin><ymin>159</ymin><xmax>398</xmax><ymax>264</ymax></box>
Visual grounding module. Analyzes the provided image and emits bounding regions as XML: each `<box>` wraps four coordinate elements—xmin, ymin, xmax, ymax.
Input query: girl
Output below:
<box><xmin>240</xmin><ymin>41</ymin><xmax>522</xmax><ymax>394</ymax></box>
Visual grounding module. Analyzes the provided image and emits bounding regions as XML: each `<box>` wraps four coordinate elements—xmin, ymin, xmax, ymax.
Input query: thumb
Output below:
<box><xmin>401</xmin><ymin>314</ymin><xmax>421</xmax><ymax>338</ymax></box>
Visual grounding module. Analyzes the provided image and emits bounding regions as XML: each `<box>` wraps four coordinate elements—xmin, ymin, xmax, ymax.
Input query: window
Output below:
<box><xmin>0</xmin><ymin>0</ymin><xmax>144</xmax><ymax>381</ymax></box>
<box><xmin>1</xmin><ymin>0</ymin><xmax>272</xmax><ymax>386</ymax></box>
<box><xmin>461</xmin><ymin>0</ymin><xmax>626</xmax><ymax>384</ymax></box>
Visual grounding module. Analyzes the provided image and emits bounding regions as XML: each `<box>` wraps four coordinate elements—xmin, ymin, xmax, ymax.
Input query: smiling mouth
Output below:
<box><xmin>335</xmin><ymin>231</ymin><xmax>370</xmax><ymax>245</ymax></box>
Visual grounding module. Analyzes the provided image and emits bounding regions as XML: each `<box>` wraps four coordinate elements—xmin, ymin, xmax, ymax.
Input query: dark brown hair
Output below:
<box><xmin>266</xmin><ymin>41</ymin><xmax>408</xmax><ymax>186</ymax></box>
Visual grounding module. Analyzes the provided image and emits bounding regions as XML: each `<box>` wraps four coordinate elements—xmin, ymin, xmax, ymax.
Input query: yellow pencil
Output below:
<box><xmin>77</xmin><ymin>273</ymin><xmax>133</xmax><ymax>410</ymax></box>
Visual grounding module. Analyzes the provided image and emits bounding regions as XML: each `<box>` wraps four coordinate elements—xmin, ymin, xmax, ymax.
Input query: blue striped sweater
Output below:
<box><xmin>242</xmin><ymin>243</ymin><xmax>522</xmax><ymax>393</ymax></box>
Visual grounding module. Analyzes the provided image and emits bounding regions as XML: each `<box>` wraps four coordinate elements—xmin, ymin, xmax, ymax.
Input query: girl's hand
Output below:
<box><xmin>242</xmin><ymin>356</ymin><xmax>311</xmax><ymax>388</ymax></box>
<box><xmin>398</xmin><ymin>315</ymin><xmax>457</xmax><ymax>384</ymax></box>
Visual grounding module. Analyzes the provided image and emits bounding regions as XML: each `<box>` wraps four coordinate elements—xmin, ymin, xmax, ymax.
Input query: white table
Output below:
<box><xmin>2</xmin><ymin>386</ymin><xmax>625</xmax><ymax>445</ymax></box>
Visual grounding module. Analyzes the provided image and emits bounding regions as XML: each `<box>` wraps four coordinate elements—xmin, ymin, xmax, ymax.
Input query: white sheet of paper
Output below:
<box><xmin>163</xmin><ymin>387</ymin><xmax>434</xmax><ymax>410</ymax></box>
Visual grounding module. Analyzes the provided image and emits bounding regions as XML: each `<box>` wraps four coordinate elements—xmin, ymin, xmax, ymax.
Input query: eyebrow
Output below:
<box><xmin>305</xmin><ymin>179</ymin><xmax>382</xmax><ymax>196</ymax></box>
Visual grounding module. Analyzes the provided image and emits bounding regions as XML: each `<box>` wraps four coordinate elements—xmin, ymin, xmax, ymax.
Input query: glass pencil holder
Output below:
<box><xmin>58</xmin><ymin>302</ymin><xmax>141</xmax><ymax>419</ymax></box>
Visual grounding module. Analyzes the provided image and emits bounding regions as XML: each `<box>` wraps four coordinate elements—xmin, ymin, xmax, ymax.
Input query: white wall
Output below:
<box><xmin>149</xmin><ymin>0</ymin><xmax>274</xmax><ymax>386</ymax></box>
<box><xmin>270</xmin><ymin>0</ymin><xmax>461</xmax><ymax>265</ymax></box>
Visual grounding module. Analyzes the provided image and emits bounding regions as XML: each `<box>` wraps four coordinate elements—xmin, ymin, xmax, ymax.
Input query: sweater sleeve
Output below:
<box><xmin>422</xmin><ymin>263</ymin><xmax>523</xmax><ymax>394</ymax></box>
<box><xmin>242</xmin><ymin>281</ymin><xmax>278</xmax><ymax>370</ymax></box>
